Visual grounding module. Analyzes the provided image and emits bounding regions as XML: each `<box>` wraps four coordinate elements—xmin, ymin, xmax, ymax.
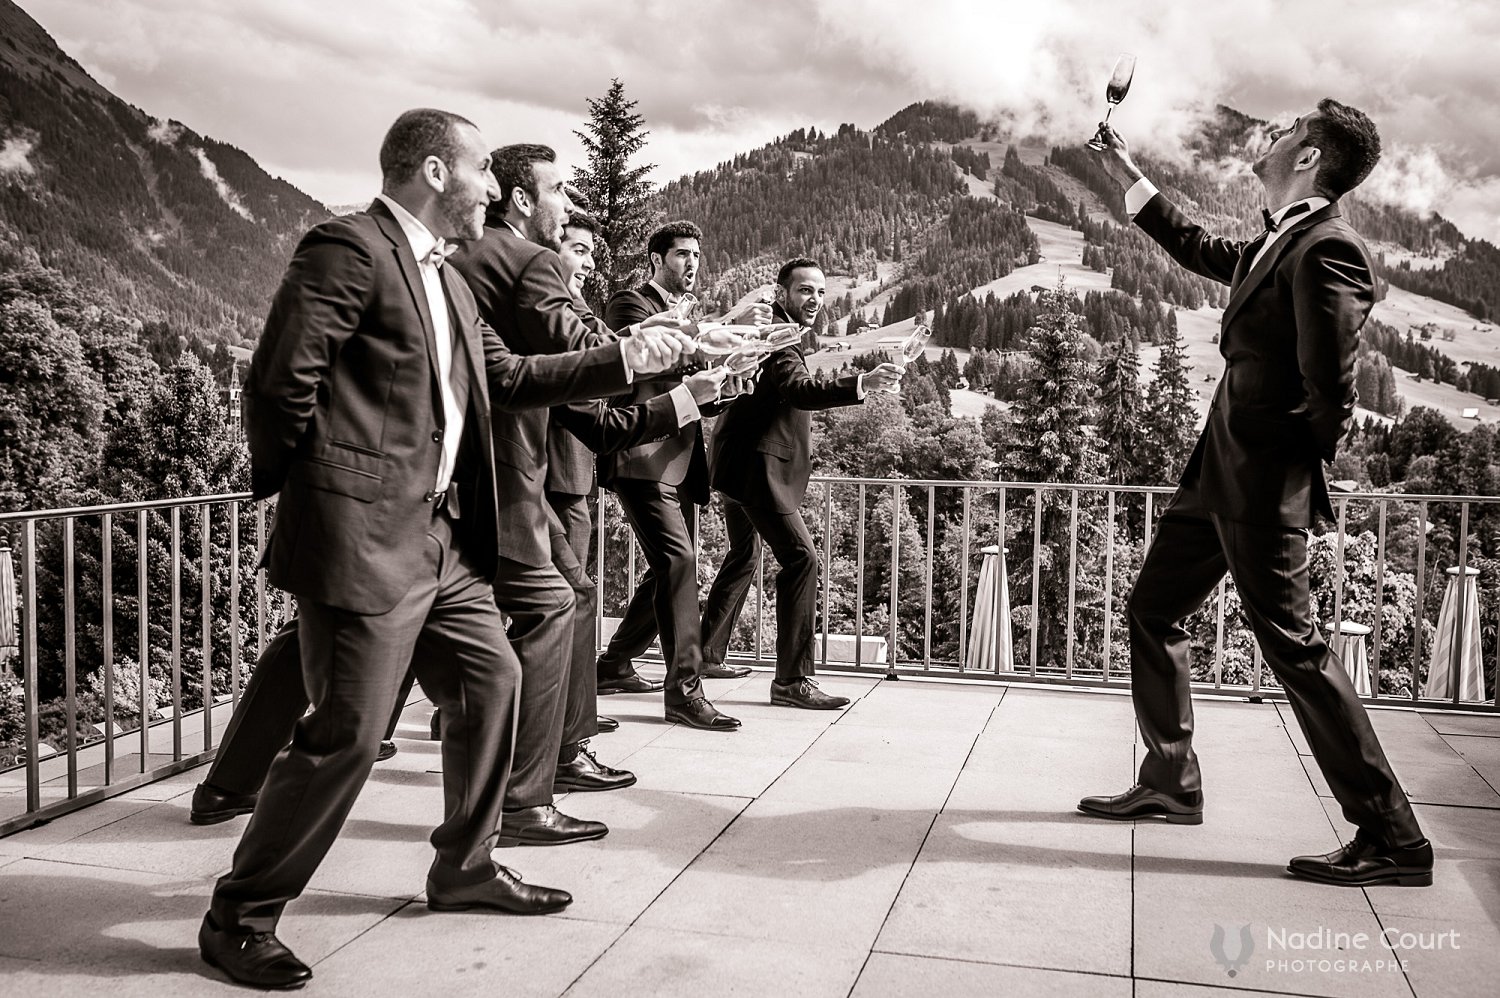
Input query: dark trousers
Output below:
<box><xmin>207</xmin><ymin>559</ymin><xmax>576</xmax><ymax>811</ymax></box>
<box><xmin>700</xmin><ymin>495</ymin><xmax>819</xmax><ymax>682</ymax></box>
<box><xmin>211</xmin><ymin>512</ymin><xmax>518</xmax><ymax>933</ymax></box>
<box><xmin>1127</xmin><ymin>502</ymin><xmax>1423</xmax><ymax>847</ymax></box>
<box><xmin>596</xmin><ymin>479</ymin><xmax>703</xmax><ymax>706</ymax></box>
<box><xmin>549</xmin><ymin>490</ymin><xmax>599</xmax><ymax>746</ymax></box>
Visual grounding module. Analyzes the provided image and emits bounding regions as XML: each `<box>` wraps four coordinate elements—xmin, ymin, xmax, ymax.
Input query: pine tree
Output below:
<box><xmin>572</xmin><ymin>79</ymin><xmax>659</xmax><ymax>311</ymax></box>
<box><xmin>1142</xmin><ymin>327</ymin><xmax>1197</xmax><ymax>484</ymax></box>
<box><xmin>1096</xmin><ymin>340</ymin><xmax>1144</xmax><ymax>485</ymax></box>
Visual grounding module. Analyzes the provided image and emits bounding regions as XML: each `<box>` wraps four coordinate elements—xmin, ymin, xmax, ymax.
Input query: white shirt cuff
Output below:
<box><xmin>1124</xmin><ymin>178</ymin><xmax>1159</xmax><ymax>219</ymax></box>
<box><xmin>668</xmin><ymin>383</ymin><xmax>701</xmax><ymax>426</ymax></box>
<box><xmin>855</xmin><ymin>373</ymin><xmax>866</xmax><ymax>400</ymax></box>
<box><xmin>618</xmin><ymin>324</ymin><xmax>645</xmax><ymax>384</ymax></box>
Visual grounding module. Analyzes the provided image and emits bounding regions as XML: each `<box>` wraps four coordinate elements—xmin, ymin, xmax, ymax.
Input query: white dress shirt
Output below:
<box><xmin>1124</xmin><ymin>178</ymin><xmax>1330</xmax><ymax>273</ymax></box>
<box><xmin>377</xmin><ymin>194</ymin><xmax>463</xmax><ymax>493</ymax></box>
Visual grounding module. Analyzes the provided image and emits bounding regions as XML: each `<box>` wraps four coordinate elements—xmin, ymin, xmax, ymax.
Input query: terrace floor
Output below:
<box><xmin>1</xmin><ymin>672</ymin><xmax>1497</xmax><ymax>997</ymax></box>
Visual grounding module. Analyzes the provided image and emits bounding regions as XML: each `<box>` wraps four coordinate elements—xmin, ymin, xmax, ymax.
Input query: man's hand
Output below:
<box><xmin>863</xmin><ymin>362</ymin><xmax>904</xmax><ymax>393</ymax></box>
<box><xmin>684</xmin><ymin>367</ymin><xmax>729</xmax><ymax>404</ymax></box>
<box><xmin>724</xmin><ymin>300</ymin><xmax>773</xmax><ymax>326</ymax></box>
<box><xmin>1091</xmin><ymin>124</ymin><xmax>1145</xmax><ymax>189</ymax></box>
<box><xmin>622</xmin><ymin>326</ymin><xmax>692</xmax><ymax>375</ymax></box>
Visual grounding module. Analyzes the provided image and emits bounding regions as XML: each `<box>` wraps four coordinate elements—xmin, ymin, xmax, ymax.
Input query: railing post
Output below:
<box><xmin>64</xmin><ymin>516</ymin><xmax>78</xmax><ymax>798</ymax></box>
<box><xmin>958</xmin><ymin>488</ymin><xmax>971</xmax><ymax>672</ymax></box>
<box><xmin>138</xmin><ymin>510</ymin><xmax>149</xmax><ymax>773</ymax></box>
<box><xmin>22</xmin><ymin>519</ymin><xmax>39</xmax><ymax>814</ymax></box>
<box><xmin>229</xmin><ymin>500</ymin><xmax>240</xmax><ymax>707</ymax></box>
<box><xmin>170</xmin><ymin>506</ymin><xmax>182</xmax><ymax>760</ymax></box>
<box><xmin>1373</xmin><ymin>501</ymin><xmax>1387</xmax><ymax>697</ymax></box>
<box><xmin>886</xmin><ymin>483</ymin><xmax>900</xmax><ymax>680</ymax></box>
<box><xmin>855</xmin><ymin>484</ymin><xmax>865</xmax><ymax>672</ymax></box>
<box><xmin>924</xmin><ymin>486</ymin><xmax>934</xmax><ymax>671</ymax></box>
<box><xmin>820</xmin><ymin>482</ymin><xmax>832</xmax><ymax>671</ymax></box>
<box><xmin>1030</xmin><ymin>486</ymin><xmax>1042</xmax><ymax>677</ymax></box>
<box><xmin>1065</xmin><ymin>489</ymin><xmax>1078</xmax><ymax>679</ymax></box>
<box><xmin>200</xmin><ymin>503</ymin><xmax>213</xmax><ymax>754</ymax></box>
<box><xmin>1331</xmin><ymin>498</ymin><xmax>1348</xmax><ymax>644</ymax></box>
<box><xmin>102</xmin><ymin>512</ymin><xmax>114</xmax><ymax>784</ymax></box>
<box><xmin>1103</xmin><ymin>490</ymin><xmax>1115</xmax><ymax>682</ymax></box>
<box><xmin>1413</xmin><ymin>501</ymin><xmax>1428</xmax><ymax>703</ymax></box>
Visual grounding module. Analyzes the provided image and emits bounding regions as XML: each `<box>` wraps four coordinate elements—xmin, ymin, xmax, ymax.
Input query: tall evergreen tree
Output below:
<box><xmin>572</xmin><ymin>79</ymin><xmax>659</xmax><ymax>311</ymax></box>
<box><xmin>1142</xmin><ymin>327</ymin><xmax>1197</xmax><ymax>484</ymax></box>
<box><xmin>1096</xmin><ymin>339</ymin><xmax>1144</xmax><ymax>485</ymax></box>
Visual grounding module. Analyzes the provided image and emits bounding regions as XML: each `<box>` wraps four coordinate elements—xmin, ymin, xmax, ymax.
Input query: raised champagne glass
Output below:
<box><xmin>1086</xmin><ymin>54</ymin><xmax>1136</xmax><ymax>152</ymax></box>
<box><xmin>883</xmin><ymin>323</ymin><xmax>931</xmax><ymax>394</ymax></box>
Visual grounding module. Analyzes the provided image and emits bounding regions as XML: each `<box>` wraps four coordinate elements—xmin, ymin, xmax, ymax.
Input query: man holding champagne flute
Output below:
<box><xmin>700</xmin><ymin>257</ymin><xmax>903</xmax><ymax>708</ymax></box>
<box><xmin>1080</xmin><ymin>102</ymin><xmax>1432</xmax><ymax>889</ymax></box>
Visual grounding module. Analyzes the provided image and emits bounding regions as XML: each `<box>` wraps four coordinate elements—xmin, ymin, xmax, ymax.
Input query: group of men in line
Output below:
<box><xmin>195</xmin><ymin>95</ymin><xmax>1437</xmax><ymax>992</ymax></box>
<box><xmin>194</xmin><ymin>108</ymin><xmax>900</xmax><ymax>989</ymax></box>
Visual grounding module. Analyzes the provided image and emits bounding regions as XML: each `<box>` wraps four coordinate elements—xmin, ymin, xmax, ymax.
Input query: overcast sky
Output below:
<box><xmin>24</xmin><ymin>0</ymin><xmax>1500</xmax><ymax>241</ymax></box>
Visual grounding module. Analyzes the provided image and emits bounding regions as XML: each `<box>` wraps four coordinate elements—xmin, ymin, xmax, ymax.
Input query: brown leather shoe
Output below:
<box><xmin>702</xmin><ymin>661</ymin><xmax>753</xmax><ymax>680</ymax></box>
<box><xmin>665</xmin><ymin>696</ymin><xmax>741</xmax><ymax>731</ymax></box>
<box><xmin>771</xmin><ymin>678</ymin><xmax>850</xmax><ymax>710</ymax></box>
<box><xmin>1078</xmin><ymin>784</ymin><xmax>1203</xmax><ymax>824</ymax></box>
<box><xmin>497</xmin><ymin>804</ymin><xmax>608</xmax><ymax>847</ymax></box>
<box><xmin>426</xmin><ymin>867</ymin><xmax>572</xmax><ymax>914</ymax></box>
<box><xmin>554</xmin><ymin>744</ymin><xmax>636</xmax><ymax>793</ymax></box>
<box><xmin>199</xmin><ymin>913</ymin><xmax>312</xmax><ymax>990</ymax></box>
<box><xmin>1288</xmin><ymin>833</ymin><xmax>1433</xmax><ymax>887</ymax></box>
<box><xmin>190</xmin><ymin>783</ymin><xmax>258</xmax><ymax>826</ymax></box>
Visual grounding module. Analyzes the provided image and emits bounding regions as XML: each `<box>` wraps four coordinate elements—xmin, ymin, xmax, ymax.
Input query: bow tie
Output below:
<box><xmin>424</xmin><ymin>240</ymin><xmax>458</xmax><ymax>269</ymax></box>
<box><xmin>1261</xmin><ymin>201</ymin><xmax>1314</xmax><ymax>234</ymax></box>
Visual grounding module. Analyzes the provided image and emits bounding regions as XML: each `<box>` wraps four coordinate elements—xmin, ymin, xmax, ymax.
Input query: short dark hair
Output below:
<box><xmin>378</xmin><ymin>108</ymin><xmax>475</xmax><ymax>186</ymax></box>
<box><xmin>565</xmin><ymin>209</ymin><xmax>598</xmax><ymax>235</ymax></box>
<box><xmin>777</xmin><ymin>257</ymin><xmax>822</xmax><ymax>287</ymax></box>
<box><xmin>488</xmin><ymin>143</ymin><xmax>555</xmax><ymax>218</ymax></box>
<box><xmin>1301</xmin><ymin>98</ymin><xmax>1382</xmax><ymax>199</ymax></box>
<box><xmin>647</xmin><ymin>220</ymin><xmax>702</xmax><ymax>265</ymax></box>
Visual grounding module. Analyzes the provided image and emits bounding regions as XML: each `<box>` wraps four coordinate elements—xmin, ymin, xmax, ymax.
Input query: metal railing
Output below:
<box><xmin>4</xmin><ymin>478</ymin><xmax>1497</xmax><ymax>836</ymax></box>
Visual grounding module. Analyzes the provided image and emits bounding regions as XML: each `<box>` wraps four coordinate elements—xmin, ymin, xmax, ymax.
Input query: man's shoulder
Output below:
<box><xmin>1298</xmin><ymin>212</ymin><xmax>1375</xmax><ymax>269</ymax></box>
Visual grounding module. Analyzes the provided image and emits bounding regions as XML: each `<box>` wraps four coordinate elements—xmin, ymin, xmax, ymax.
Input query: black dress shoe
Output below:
<box><xmin>1078</xmin><ymin>784</ymin><xmax>1203</xmax><ymax>824</ymax></box>
<box><xmin>376</xmin><ymin>740</ymin><xmax>398</xmax><ymax>762</ymax></box>
<box><xmin>596</xmin><ymin>715</ymin><xmax>620</xmax><ymax>733</ymax></box>
<box><xmin>429</xmin><ymin>708</ymin><xmax>441</xmax><ymax>741</ymax></box>
<box><xmin>665</xmin><ymin>696</ymin><xmax>741</xmax><ymax>731</ymax></box>
<box><xmin>1288</xmin><ymin>833</ymin><xmax>1434</xmax><ymax>887</ymax></box>
<box><xmin>555</xmin><ymin>744</ymin><xmax>637</xmax><ymax>793</ymax></box>
<box><xmin>190</xmin><ymin>783</ymin><xmax>258</xmax><ymax>826</ymax></box>
<box><xmin>702</xmin><ymin>661</ymin><xmax>753</xmax><ymax>680</ymax></box>
<box><xmin>426</xmin><ymin>866</ymin><xmax>572</xmax><ymax>915</ymax></box>
<box><xmin>497</xmin><ymin>804</ymin><xmax>608</xmax><ymax>847</ymax></box>
<box><xmin>771</xmin><ymin>677</ymin><xmax>850</xmax><ymax>710</ymax></box>
<box><xmin>598</xmin><ymin>671</ymin><xmax>665</xmax><ymax>695</ymax></box>
<box><xmin>199</xmin><ymin>913</ymin><xmax>312</xmax><ymax>990</ymax></box>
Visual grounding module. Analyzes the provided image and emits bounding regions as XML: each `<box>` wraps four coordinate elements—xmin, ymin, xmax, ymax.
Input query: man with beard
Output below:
<box><xmin>199</xmin><ymin>109</ymin><xmax>691</xmax><ymax>989</ymax></box>
<box><xmin>596</xmin><ymin>222</ymin><xmax>770</xmax><ymax>731</ymax></box>
<box><xmin>1080</xmin><ymin>106</ymin><xmax>1431</xmax><ymax>888</ymax></box>
<box><xmin>448</xmin><ymin>145</ymin><xmax>738</xmax><ymax>840</ymax></box>
<box><xmin>699</xmin><ymin>258</ymin><xmax>902</xmax><ymax>708</ymax></box>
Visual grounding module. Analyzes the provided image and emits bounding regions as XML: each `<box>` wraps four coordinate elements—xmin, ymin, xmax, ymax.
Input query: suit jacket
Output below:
<box><xmin>547</xmin><ymin>297</ymin><xmax>618</xmax><ymax>496</ymax></box>
<box><xmin>450</xmin><ymin>225</ymin><xmax>677</xmax><ymax>563</ymax></box>
<box><xmin>1135</xmin><ymin>193</ymin><xmax>1374</xmax><ymax>526</ymax></box>
<box><xmin>708</xmin><ymin>305</ymin><xmax>863</xmax><ymax>513</ymax></box>
<box><xmin>599</xmin><ymin>282</ymin><xmax>714</xmax><ymax>502</ymax></box>
<box><xmin>243</xmin><ymin>202</ymin><xmax>632</xmax><ymax>612</ymax></box>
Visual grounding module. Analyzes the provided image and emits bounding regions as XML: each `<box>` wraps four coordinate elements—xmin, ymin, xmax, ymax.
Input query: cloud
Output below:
<box><xmin>193</xmin><ymin>148</ymin><xmax>255</xmax><ymax>222</ymax></box>
<box><xmin>22</xmin><ymin>0</ymin><xmax>1500</xmax><ymax>241</ymax></box>
<box><xmin>0</xmin><ymin>137</ymin><xmax>37</xmax><ymax>177</ymax></box>
<box><xmin>146</xmin><ymin>117</ymin><xmax>183</xmax><ymax>145</ymax></box>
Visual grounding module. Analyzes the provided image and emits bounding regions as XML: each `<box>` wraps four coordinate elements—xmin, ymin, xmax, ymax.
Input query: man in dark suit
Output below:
<box><xmin>1078</xmin><ymin>102</ymin><xmax>1431</xmax><ymax>889</ymax></box>
<box><xmin>699</xmin><ymin>258</ymin><xmax>903</xmax><ymax>708</ymax></box>
<box><xmin>198</xmin><ymin>109</ymin><xmax>692</xmax><ymax>990</ymax></box>
<box><xmin>449</xmin><ymin>144</ymin><xmax>728</xmax><ymax>839</ymax></box>
<box><xmin>596</xmin><ymin>221</ymin><xmax>769</xmax><ymax>730</ymax></box>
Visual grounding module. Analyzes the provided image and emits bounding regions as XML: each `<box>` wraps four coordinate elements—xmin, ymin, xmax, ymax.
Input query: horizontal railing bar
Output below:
<box><xmin>0</xmin><ymin>492</ymin><xmax>253</xmax><ymax>522</ymax></box>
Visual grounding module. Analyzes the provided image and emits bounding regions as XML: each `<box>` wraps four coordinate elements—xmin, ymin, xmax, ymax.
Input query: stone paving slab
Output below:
<box><xmin>1</xmin><ymin>680</ymin><xmax>1496</xmax><ymax>997</ymax></box>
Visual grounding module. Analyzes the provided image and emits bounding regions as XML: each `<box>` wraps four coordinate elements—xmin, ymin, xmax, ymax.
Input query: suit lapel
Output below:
<box><xmin>1221</xmin><ymin>202</ymin><xmax>1342</xmax><ymax>328</ymax></box>
<box><xmin>370</xmin><ymin>201</ymin><xmax>443</xmax><ymax>396</ymax></box>
<box><xmin>440</xmin><ymin>263</ymin><xmax>485</xmax><ymax>414</ymax></box>
<box><xmin>641</xmin><ymin>283</ymin><xmax>667</xmax><ymax>312</ymax></box>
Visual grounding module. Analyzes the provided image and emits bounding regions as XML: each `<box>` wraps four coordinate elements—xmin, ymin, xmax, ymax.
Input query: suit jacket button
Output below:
<box><xmin>423</xmin><ymin>490</ymin><xmax>435</xmax><ymax>502</ymax></box>
<box><xmin>432</xmin><ymin>429</ymin><xmax>443</xmax><ymax>442</ymax></box>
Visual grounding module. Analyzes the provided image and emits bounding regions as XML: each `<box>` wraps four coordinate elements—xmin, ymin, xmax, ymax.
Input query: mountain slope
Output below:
<box><xmin>0</xmin><ymin>0</ymin><xmax>327</xmax><ymax>343</ymax></box>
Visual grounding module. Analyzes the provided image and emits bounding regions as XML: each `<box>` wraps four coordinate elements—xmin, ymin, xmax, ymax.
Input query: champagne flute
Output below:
<box><xmin>670</xmin><ymin>292</ymin><xmax>698</xmax><ymax>321</ymax></box>
<box><xmin>1086</xmin><ymin>54</ymin><xmax>1136</xmax><ymax>152</ymax></box>
<box><xmin>883</xmin><ymin>323</ymin><xmax>931</xmax><ymax>394</ymax></box>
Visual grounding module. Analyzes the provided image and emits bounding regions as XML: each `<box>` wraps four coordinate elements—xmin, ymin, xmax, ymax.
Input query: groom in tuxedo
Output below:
<box><xmin>1080</xmin><ymin>102</ymin><xmax>1431</xmax><ymax>888</ymax></box>
<box><xmin>198</xmin><ymin>108</ymin><xmax>691</xmax><ymax>989</ymax></box>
